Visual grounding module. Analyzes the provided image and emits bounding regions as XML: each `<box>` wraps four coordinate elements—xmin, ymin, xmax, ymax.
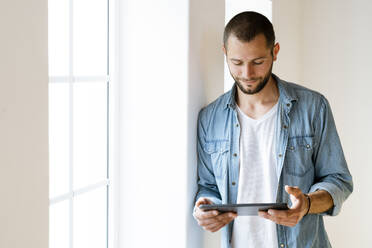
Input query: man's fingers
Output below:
<box><xmin>259</xmin><ymin>209</ymin><xmax>301</xmax><ymax>227</ymax></box>
<box><xmin>218</xmin><ymin>212</ymin><xmax>237</xmax><ymax>221</ymax></box>
<box><xmin>267</xmin><ymin>209</ymin><xmax>294</xmax><ymax>218</ymax></box>
<box><xmin>213</xmin><ymin>212</ymin><xmax>237</xmax><ymax>224</ymax></box>
<box><xmin>197</xmin><ymin>211</ymin><xmax>237</xmax><ymax>226</ymax></box>
<box><xmin>193</xmin><ymin>198</ymin><xmax>237</xmax><ymax>231</ymax></box>
<box><xmin>200</xmin><ymin>211</ymin><xmax>236</xmax><ymax>222</ymax></box>
<box><xmin>194</xmin><ymin>209</ymin><xmax>219</xmax><ymax>220</ymax></box>
<box><xmin>198</xmin><ymin>214</ymin><xmax>222</xmax><ymax>225</ymax></box>
<box><xmin>208</xmin><ymin>223</ymin><xmax>226</xmax><ymax>232</ymax></box>
<box><xmin>201</xmin><ymin>212</ymin><xmax>237</xmax><ymax>232</ymax></box>
<box><xmin>203</xmin><ymin>222</ymin><xmax>223</xmax><ymax>231</ymax></box>
<box><xmin>194</xmin><ymin>197</ymin><xmax>217</xmax><ymax>220</ymax></box>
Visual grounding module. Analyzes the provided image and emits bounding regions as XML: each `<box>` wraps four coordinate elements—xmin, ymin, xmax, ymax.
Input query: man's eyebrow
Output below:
<box><xmin>252</xmin><ymin>56</ymin><xmax>266</xmax><ymax>61</ymax></box>
<box><xmin>230</xmin><ymin>56</ymin><xmax>267</xmax><ymax>62</ymax></box>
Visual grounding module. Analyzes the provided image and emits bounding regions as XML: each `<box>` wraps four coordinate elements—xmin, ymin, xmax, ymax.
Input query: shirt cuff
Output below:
<box><xmin>309</xmin><ymin>182</ymin><xmax>343</xmax><ymax>216</ymax></box>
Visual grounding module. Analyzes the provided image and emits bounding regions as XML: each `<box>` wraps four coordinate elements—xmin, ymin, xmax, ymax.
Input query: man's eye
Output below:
<box><xmin>232</xmin><ymin>62</ymin><xmax>242</xmax><ymax>65</ymax></box>
<box><xmin>253</xmin><ymin>61</ymin><xmax>264</xmax><ymax>65</ymax></box>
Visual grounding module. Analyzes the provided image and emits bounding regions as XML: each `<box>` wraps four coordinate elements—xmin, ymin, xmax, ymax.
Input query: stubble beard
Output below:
<box><xmin>234</xmin><ymin>62</ymin><xmax>273</xmax><ymax>95</ymax></box>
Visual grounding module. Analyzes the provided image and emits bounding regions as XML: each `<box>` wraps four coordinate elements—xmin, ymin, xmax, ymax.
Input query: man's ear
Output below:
<box><xmin>273</xmin><ymin>42</ymin><xmax>280</xmax><ymax>61</ymax></box>
<box><xmin>222</xmin><ymin>45</ymin><xmax>227</xmax><ymax>56</ymax></box>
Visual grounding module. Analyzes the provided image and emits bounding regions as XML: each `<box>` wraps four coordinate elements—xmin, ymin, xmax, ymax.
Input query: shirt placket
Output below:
<box><xmin>275</xmin><ymin>100</ymin><xmax>293</xmax><ymax>248</ymax></box>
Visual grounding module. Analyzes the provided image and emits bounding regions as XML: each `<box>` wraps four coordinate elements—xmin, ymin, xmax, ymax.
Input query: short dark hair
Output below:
<box><xmin>223</xmin><ymin>11</ymin><xmax>275</xmax><ymax>50</ymax></box>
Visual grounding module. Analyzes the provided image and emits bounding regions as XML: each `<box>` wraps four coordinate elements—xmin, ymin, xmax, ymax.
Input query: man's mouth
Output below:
<box><xmin>241</xmin><ymin>79</ymin><xmax>258</xmax><ymax>84</ymax></box>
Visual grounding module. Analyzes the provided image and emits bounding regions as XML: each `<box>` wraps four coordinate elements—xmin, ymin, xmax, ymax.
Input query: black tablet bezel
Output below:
<box><xmin>199</xmin><ymin>203</ymin><xmax>289</xmax><ymax>216</ymax></box>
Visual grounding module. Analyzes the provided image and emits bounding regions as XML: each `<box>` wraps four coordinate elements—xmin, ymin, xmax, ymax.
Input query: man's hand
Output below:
<box><xmin>258</xmin><ymin>185</ymin><xmax>310</xmax><ymax>227</ymax></box>
<box><xmin>193</xmin><ymin>197</ymin><xmax>237</xmax><ymax>233</ymax></box>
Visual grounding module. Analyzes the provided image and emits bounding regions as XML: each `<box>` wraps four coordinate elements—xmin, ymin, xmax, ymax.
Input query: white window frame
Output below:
<box><xmin>48</xmin><ymin>0</ymin><xmax>119</xmax><ymax>247</ymax></box>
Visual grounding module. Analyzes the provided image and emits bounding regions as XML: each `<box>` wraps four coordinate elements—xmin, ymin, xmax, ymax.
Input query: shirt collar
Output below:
<box><xmin>224</xmin><ymin>73</ymin><xmax>298</xmax><ymax>110</ymax></box>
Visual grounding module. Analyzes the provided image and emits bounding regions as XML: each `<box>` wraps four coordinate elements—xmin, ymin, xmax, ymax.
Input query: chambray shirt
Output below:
<box><xmin>195</xmin><ymin>74</ymin><xmax>353</xmax><ymax>248</ymax></box>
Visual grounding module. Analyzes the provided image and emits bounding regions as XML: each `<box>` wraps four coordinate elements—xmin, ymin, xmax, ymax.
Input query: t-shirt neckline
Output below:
<box><xmin>236</xmin><ymin>102</ymin><xmax>279</xmax><ymax>124</ymax></box>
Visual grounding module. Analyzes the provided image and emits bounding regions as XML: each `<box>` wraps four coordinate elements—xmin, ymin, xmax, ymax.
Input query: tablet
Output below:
<box><xmin>199</xmin><ymin>203</ymin><xmax>289</xmax><ymax>216</ymax></box>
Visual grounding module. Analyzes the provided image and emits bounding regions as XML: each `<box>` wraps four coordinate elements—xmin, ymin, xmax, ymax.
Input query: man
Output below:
<box><xmin>193</xmin><ymin>11</ymin><xmax>353</xmax><ymax>248</ymax></box>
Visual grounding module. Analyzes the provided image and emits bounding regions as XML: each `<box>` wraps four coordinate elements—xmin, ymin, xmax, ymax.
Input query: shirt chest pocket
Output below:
<box><xmin>285</xmin><ymin>136</ymin><xmax>315</xmax><ymax>177</ymax></box>
<box><xmin>204</xmin><ymin>140</ymin><xmax>230</xmax><ymax>180</ymax></box>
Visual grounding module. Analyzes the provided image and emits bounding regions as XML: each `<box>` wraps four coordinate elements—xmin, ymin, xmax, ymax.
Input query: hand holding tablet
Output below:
<box><xmin>193</xmin><ymin>197</ymin><xmax>237</xmax><ymax>233</ymax></box>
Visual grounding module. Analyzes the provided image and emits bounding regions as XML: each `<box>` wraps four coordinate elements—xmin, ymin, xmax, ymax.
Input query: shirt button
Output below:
<box><xmin>278</xmin><ymin>154</ymin><xmax>282</xmax><ymax>158</ymax></box>
<box><xmin>232</xmin><ymin>182</ymin><xmax>236</xmax><ymax>186</ymax></box>
<box><xmin>283</xmin><ymin>125</ymin><xmax>288</xmax><ymax>129</ymax></box>
<box><xmin>236</xmin><ymin>124</ymin><xmax>239</xmax><ymax>127</ymax></box>
<box><xmin>286</xmin><ymin>103</ymin><xmax>290</xmax><ymax>107</ymax></box>
<box><xmin>233</xmin><ymin>153</ymin><xmax>237</xmax><ymax>157</ymax></box>
<box><xmin>280</xmin><ymin>244</ymin><xmax>285</xmax><ymax>248</ymax></box>
<box><xmin>306</xmin><ymin>144</ymin><xmax>310</xmax><ymax>148</ymax></box>
<box><xmin>290</xmin><ymin>146</ymin><xmax>294</xmax><ymax>150</ymax></box>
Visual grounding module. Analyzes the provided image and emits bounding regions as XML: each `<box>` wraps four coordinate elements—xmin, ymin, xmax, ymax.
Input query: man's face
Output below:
<box><xmin>223</xmin><ymin>34</ymin><xmax>279</xmax><ymax>95</ymax></box>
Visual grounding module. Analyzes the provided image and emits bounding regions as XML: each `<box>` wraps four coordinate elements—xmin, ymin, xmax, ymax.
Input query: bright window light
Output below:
<box><xmin>48</xmin><ymin>0</ymin><xmax>110</xmax><ymax>247</ymax></box>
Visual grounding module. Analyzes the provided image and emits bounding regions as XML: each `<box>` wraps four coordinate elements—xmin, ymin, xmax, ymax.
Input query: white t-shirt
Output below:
<box><xmin>231</xmin><ymin>103</ymin><xmax>279</xmax><ymax>248</ymax></box>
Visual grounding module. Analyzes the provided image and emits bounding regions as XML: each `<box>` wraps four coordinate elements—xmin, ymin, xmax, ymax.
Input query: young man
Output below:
<box><xmin>193</xmin><ymin>11</ymin><xmax>353</xmax><ymax>248</ymax></box>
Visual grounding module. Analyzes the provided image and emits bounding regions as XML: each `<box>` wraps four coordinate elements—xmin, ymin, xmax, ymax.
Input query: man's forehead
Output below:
<box><xmin>226</xmin><ymin>35</ymin><xmax>271</xmax><ymax>60</ymax></box>
<box><xmin>226</xmin><ymin>33</ymin><xmax>269</xmax><ymax>49</ymax></box>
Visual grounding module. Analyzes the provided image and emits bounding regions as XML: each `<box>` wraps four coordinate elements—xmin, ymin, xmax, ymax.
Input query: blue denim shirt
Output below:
<box><xmin>195</xmin><ymin>74</ymin><xmax>353</xmax><ymax>248</ymax></box>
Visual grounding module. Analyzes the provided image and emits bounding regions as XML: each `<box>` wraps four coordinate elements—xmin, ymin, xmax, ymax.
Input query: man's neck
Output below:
<box><xmin>235</xmin><ymin>75</ymin><xmax>279</xmax><ymax>119</ymax></box>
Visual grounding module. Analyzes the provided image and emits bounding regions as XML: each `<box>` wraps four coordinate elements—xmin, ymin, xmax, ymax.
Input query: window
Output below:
<box><xmin>48</xmin><ymin>0</ymin><xmax>111</xmax><ymax>247</ymax></box>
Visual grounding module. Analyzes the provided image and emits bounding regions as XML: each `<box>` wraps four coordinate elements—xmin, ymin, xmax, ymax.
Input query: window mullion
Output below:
<box><xmin>68</xmin><ymin>0</ymin><xmax>74</xmax><ymax>247</ymax></box>
<box><xmin>106</xmin><ymin>1</ymin><xmax>110</xmax><ymax>247</ymax></box>
<box><xmin>50</xmin><ymin>179</ymin><xmax>110</xmax><ymax>205</ymax></box>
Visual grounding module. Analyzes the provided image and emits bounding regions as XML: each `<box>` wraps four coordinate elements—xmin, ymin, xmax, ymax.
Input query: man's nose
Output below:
<box><xmin>242</xmin><ymin>63</ymin><xmax>254</xmax><ymax>78</ymax></box>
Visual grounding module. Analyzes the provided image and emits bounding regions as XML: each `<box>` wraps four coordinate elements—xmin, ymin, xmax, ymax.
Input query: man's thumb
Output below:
<box><xmin>285</xmin><ymin>185</ymin><xmax>302</xmax><ymax>198</ymax></box>
<box><xmin>196</xmin><ymin>197</ymin><xmax>213</xmax><ymax>207</ymax></box>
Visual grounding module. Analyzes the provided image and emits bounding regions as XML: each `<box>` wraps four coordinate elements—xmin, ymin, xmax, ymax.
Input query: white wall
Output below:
<box><xmin>0</xmin><ymin>0</ymin><xmax>49</xmax><ymax>248</ymax></box>
<box><xmin>118</xmin><ymin>1</ymin><xmax>188</xmax><ymax>247</ymax></box>
<box><xmin>273</xmin><ymin>0</ymin><xmax>372</xmax><ymax>247</ymax></box>
<box><xmin>117</xmin><ymin>0</ymin><xmax>224</xmax><ymax>247</ymax></box>
<box><xmin>272</xmin><ymin>0</ymin><xmax>303</xmax><ymax>84</ymax></box>
<box><xmin>188</xmin><ymin>1</ymin><xmax>225</xmax><ymax>247</ymax></box>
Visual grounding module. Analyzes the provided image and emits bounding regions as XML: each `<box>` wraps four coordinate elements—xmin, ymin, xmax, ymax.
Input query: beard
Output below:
<box><xmin>233</xmin><ymin>62</ymin><xmax>273</xmax><ymax>95</ymax></box>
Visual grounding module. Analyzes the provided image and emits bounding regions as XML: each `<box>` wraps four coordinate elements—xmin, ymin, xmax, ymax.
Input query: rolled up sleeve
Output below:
<box><xmin>311</xmin><ymin>96</ymin><xmax>353</xmax><ymax>216</ymax></box>
<box><xmin>195</xmin><ymin>108</ymin><xmax>222</xmax><ymax>205</ymax></box>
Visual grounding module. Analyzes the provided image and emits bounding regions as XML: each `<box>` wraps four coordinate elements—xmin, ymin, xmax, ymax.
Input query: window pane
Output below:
<box><xmin>73</xmin><ymin>0</ymin><xmax>108</xmax><ymax>76</ymax></box>
<box><xmin>73</xmin><ymin>82</ymin><xmax>107</xmax><ymax>189</ymax></box>
<box><xmin>49</xmin><ymin>83</ymin><xmax>70</xmax><ymax>198</ymax></box>
<box><xmin>48</xmin><ymin>0</ymin><xmax>69</xmax><ymax>76</ymax></box>
<box><xmin>50</xmin><ymin>200</ymin><xmax>70</xmax><ymax>248</ymax></box>
<box><xmin>73</xmin><ymin>187</ymin><xmax>107</xmax><ymax>248</ymax></box>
